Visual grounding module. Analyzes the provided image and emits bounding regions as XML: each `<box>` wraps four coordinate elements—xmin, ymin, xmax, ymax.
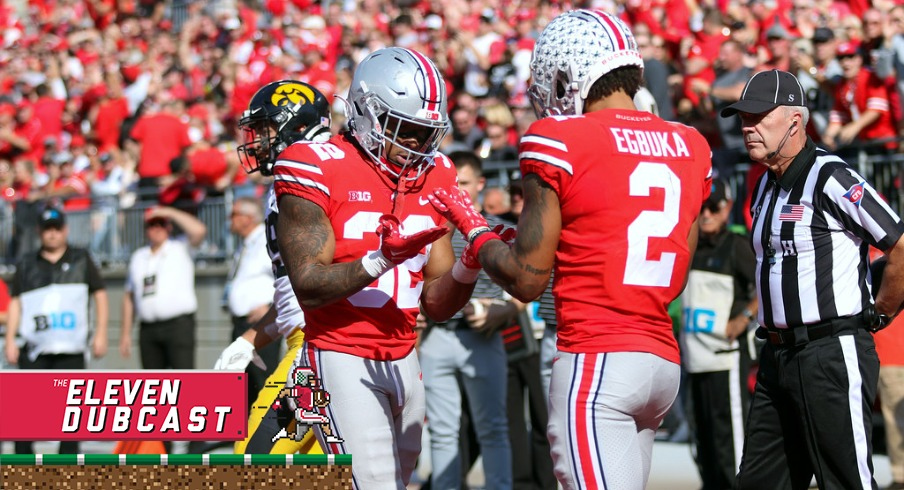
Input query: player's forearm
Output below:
<box><xmin>479</xmin><ymin>239</ymin><xmax>551</xmax><ymax>302</ymax></box>
<box><xmin>289</xmin><ymin>260</ymin><xmax>379</xmax><ymax>309</ymax></box>
<box><xmin>421</xmin><ymin>273</ymin><xmax>476</xmax><ymax>322</ymax></box>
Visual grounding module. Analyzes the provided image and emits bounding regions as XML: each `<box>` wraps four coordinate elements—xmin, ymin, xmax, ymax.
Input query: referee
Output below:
<box><xmin>722</xmin><ymin>69</ymin><xmax>904</xmax><ymax>490</ymax></box>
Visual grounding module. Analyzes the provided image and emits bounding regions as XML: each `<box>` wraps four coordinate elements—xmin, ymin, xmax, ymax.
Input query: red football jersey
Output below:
<box><xmin>273</xmin><ymin>134</ymin><xmax>457</xmax><ymax>361</ymax></box>
<box><xmin>520</xmin><ymin>109</ymin><xmax>712</xmax><ymax>363</ymax></box>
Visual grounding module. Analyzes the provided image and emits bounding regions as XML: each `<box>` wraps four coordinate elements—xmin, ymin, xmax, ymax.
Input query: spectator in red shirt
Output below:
<box><xmin>88</xmin><ymin>78</ymin><xmax>130</xmax><ymax>154</ymax></box>
<box><xmin>823</xmin><ymin>40</ymin><xmax>898</xmax><ymax>155</ymax></box>
<box><xmin>127</xmin><ymin>98</ymin><xmax>191</xmax><ymax>197</ymax></box>
<box><xmin>0</xmin><ymin>103</ymin><xmax>30</xmax><ymax>163</ymax></box>
<box><xmin>299</xmin><ymin>43</ymin><xmax>337</xmax><ymax>104</ymax></box>
<box><xmin>30</xmin><ymin>83</ymin><xmax>66</xmax><ymax>147</ymax></box>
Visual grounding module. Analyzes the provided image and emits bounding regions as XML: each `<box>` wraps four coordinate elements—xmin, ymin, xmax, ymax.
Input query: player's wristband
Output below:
<box><xmin>466</xmin><ymin>226</ymin><xmax>491</xmax><ymax>242</ymax></box>
<box><xmin>362</xmin><ymin>250</ymin><xmax>393</xmax><ymax>278</ymax></box>
<box><xmin>451</xmin><ymin>258</ymin><xmax>480</xmax><ymax>284</ymax></box>
<box><xmin>469</xmin><ymin>229</ymin><xmax>502</xmax><ymax>255</ymax></box>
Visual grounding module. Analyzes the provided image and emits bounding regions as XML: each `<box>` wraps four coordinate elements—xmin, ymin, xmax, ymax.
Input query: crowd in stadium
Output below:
<box><xmin>3</xmin><ymin>1</ymin><xmax>904</xmax><ymax>488</ymax></box>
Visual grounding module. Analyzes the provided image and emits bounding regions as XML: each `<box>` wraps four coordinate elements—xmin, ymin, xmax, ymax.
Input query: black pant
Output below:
<box><xmin>689</xmin><ymin>349</ymin><xmax>751</xmax><ymax>490</ymax></box>
<box><xmin>507</xmin><ymin>353</ymin><xmax>556</xmax><ymax>490</ymax></box>
<box><xmin>16</xmin><ymin>351</ymin><xmax>85</xmax><ymax>454</ymax></box>
<box><xmin>139</xmin><ymin>313</ymin><xmax>196</xmax><ymax>369</ymax></box>
<box><xmin>231</xmin><ymin>315</ymin><xmax>279</xmax><ymax>414</ymax></box>
<box><xmin>736</xmin><ymin>328</ymin><xmax>879</xmax><ymax>490</ymax></box>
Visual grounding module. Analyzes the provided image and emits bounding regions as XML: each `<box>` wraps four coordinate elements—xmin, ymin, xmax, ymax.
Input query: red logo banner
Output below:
<box><xmin>0</xmin><ymin>371</ymin><xmax>247</xmax><ymax>441</ymax></box>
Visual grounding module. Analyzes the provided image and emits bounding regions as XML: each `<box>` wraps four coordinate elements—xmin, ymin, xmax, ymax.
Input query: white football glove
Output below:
<box><xmin>213</xmin><ymin>337</ymin><xmax>267</xmax><ymax>370</ymax></box>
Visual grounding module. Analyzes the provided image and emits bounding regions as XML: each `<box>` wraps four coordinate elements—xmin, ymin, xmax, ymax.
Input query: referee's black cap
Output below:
<box><xmin>720</xmin><ymin>69</ymin><xmax>807</xmax><ymax>118</ymax></box>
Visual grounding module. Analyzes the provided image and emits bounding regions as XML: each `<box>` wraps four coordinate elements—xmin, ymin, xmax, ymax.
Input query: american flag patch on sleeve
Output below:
<box><xmin>778</xmin><ymin>204</ymin><xmax>805</xmax><ymax>221</ymax></box>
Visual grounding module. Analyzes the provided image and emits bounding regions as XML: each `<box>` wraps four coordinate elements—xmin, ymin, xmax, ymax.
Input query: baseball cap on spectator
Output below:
<box><xmin>703</xmin><ymin>179</ymin><xmax>732</xmax><ymax>212</ymax></box>
<box><xmin>301</xmin><ymin>15</ymin><xmax>325</xmax><ymax>30</ymax></box>
<box><xmin>720</xmin><ymin>69</ymin><xmax>807</xmax><ymax>117</ymax></box>
<box><xmin>223</xmin><ymin>17</ymin><xmax>241</xmax><ymax>30</ymax></box>
<box><xmin>514</xmin><ymin>8</ymin><xmax>535</xmax><ymax>23</ymax></box>
<box><xmin>812</xmin><ymin>27</ymin><xmax>835</xmax><ymax>43</ymax></box>
<box><xmin>144</xmin><ymin>208</ymin><xmax>171</xmax><ymax>227</ymax></box>
<box><xmin>39</xmin><ymin>207</ymin><xmax>66</xmax><ymax>229</ymax></box>
<box><xmin>187</xmin><ymin>104</ymin><xmax>208</xmax><ymax>121</ymax></box>
<box><xmin>423</xmin><ymin>14</ymin><xmax>443</xmax><ymax>30</ymax></box>
<box><xmin>52</xmin><ymin>150</ymin><xmax>73</xmax><ymax>166</ymax></box>
<box><xmin>766</xmin><ymin>22</ymin><xmax>795</xmax><ymax>40</ymax></box>
<box><xmin>837</xmin><ymin>40</ymin><xmax>860</xmax><ymax>57</ymax></box>
<box><xmin>69</xmin><ymin>134</ymin><xmax>86</xmax><ymax>149</ymax></box>
<box><xmin>480</xmin><ymin>8</ymin><xmax>496</xmax><ymax>23</ymax></box>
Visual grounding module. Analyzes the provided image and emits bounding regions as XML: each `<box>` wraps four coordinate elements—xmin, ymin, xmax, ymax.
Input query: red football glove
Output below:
<box><xmin>377</xmin><ymin>214</ymin><xmax>449</xmax><ymax>264</ymax></box>
<box><xmin>428</xmin><ymin>187</ymin><xmax>491</xmax><ymax>241</ymax></box>
<box><xmin>492</xmin><ymin>224</ymin><xmax>516</xmax><ymax>246</ymax></box>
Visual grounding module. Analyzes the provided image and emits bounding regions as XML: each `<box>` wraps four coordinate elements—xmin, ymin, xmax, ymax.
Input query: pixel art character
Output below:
<box><xmin>271</xmin><ymin>366</ymin><xmax>343</xmax><ymax>444</ymax></box>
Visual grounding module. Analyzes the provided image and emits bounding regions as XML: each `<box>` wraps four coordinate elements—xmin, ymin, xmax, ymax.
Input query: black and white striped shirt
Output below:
<box><xmin>749</xmin><ymin>138</ymin><xmax>904</xmax><ymax>329</ymax></box>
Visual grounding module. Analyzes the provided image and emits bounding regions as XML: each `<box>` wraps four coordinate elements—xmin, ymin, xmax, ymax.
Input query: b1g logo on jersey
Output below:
<box><xmin>844</xmin><ymin>181</ymin><xmax>866</xmax><ymax>207</ymax></box>
<box><xmin>348</xmin><ymin>191</ymin><xmax>372</xmax><ymax>202</ymax></box>
<box><xmin>34</xmin><ymin>312</ymin><xmax>77</xmax><ymax>332</ymax></box>
<box><xmin>682</xmin><ymin>307</ymin><xmax>715</xmax><ymax>333</ymax></box>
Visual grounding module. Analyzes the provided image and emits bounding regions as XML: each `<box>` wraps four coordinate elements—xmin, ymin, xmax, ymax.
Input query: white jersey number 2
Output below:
<box><xmin>624</xmin><ymin>162</ymin><xmax>680</xmax><ymax>287</ymax></box>
<box><xmin>343</xmin><ymin>211</ymin><xmax>434</xmax><ymax>309</ymax></box>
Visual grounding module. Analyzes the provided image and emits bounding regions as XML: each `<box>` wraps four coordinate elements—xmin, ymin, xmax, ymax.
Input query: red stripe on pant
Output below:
<box><xmin>574</xmin><ymin>353</ymin><xmax>601</xmax><ymax>487</ymax></box>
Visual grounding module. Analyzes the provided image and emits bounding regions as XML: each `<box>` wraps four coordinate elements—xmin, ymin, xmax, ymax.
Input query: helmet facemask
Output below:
<box><xmin>237</xmin><ymin>117</ymin><xmax>281</xmax><ymax>176</ymax></box>
<box><xmin>528</xmin><ymin>65</ymin><xmax>585</xmax><ymax>119</ymax></box>
<box><xmin>353</xmin><ymin>91</ymin><xmax>449</xmax><ymax>181</ymax></box>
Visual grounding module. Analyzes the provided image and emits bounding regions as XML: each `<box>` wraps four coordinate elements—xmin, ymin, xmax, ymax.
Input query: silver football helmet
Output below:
<box><xmin>528</xmin><ymin>9</ymin><xmax>644</xmax><ymax>118</ymax></box>
<box><xmin>346</xmin><ymin>47</ymin><xmax>450</xmax><ymax>181</ymax></box>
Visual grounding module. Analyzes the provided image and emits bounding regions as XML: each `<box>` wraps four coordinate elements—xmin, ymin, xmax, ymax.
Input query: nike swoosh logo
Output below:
<box><xmin>418</xmin><ymin>197</ymin><xmax>430</xmax><ymax>206</ymax></box>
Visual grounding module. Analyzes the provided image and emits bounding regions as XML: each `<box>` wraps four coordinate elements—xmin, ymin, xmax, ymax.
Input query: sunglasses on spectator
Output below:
<box><xmin>701</xmin><ymin>201</ymin><xmax>723</xmax><ymax>214</ymax></box>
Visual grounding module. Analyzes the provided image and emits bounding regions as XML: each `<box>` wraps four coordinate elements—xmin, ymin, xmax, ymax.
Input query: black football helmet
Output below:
<box><xmin>236</xmin><ymin>80</ymin><xmax>332</xmax><ymax>176</ymax></box>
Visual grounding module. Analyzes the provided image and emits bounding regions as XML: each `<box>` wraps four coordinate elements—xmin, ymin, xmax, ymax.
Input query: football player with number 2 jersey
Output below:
<box><xmin>430</xmin><ymin>10</ymin><xmax>713</xmax><ymax>490</ymax></box>
<box><xmin>272</xmin><ymin>47</ymin><xmax>481</xmax><ymax>489</ymax></box>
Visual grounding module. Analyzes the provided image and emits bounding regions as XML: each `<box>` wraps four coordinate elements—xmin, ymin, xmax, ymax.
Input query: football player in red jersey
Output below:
<box><xmin>271</xmin><ymin>47</ymin><xmax>482</xmax><ymax>489</ymax></box>
<box><xmin>430</xmin><ymin>10</ymin><xmax>713</xmax><ymax>489</ymax></box>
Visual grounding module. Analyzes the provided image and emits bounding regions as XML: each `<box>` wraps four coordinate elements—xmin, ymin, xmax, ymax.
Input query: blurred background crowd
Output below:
<box><xmin>1</xmin><ymin>0</ymin><xmax>904</xmax><ymax>267</ymax></box>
